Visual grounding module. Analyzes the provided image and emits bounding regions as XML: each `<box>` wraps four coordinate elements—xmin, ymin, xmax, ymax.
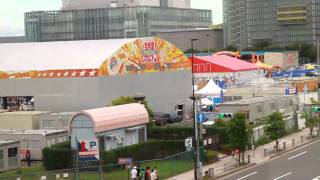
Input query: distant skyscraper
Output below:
<box><xmin>61</xmin><ymin>0</ymin><xmax>191</xmax><ymax>10</ymax></box>
<box><xmin>223</xmin><ymin>0</ymin><xmax>320</xmax><ymax>49</ymax></box>
<box><xmin>25</xmin><ymin>0</ymin><xmax>210</xmax><ymax>42</ymax></box>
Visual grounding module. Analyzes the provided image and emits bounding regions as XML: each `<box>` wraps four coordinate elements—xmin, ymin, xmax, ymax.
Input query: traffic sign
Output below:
<box><xmin>197</xmin><ymin>113</ymin><xmax>206</xmax><ymax>123</ymax></box>
<box><xmin>185</xmin><ymin>137</ymin><xmax>193</xmax><ymax>148</ymax></box>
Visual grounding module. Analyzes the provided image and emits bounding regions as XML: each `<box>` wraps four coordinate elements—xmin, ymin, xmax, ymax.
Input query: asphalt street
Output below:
<box><xmin>221</xmin><ymin>140</ymin><xmax>320</xmax><ymax>180</ymax></box>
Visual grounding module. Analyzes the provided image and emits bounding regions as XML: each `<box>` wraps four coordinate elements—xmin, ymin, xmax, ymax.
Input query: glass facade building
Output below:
<box><xmin>25</xmin><ymin>6</ymin><xmax>211</xmax><ymax>42</ymax></box>
<box><xmin>223</xmin><ymin>0</ymin><xmax>320</xmax><ymax>49</ymax></box>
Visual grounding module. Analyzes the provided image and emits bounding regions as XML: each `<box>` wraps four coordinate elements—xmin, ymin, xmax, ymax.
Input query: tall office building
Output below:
<box><xmin>223</xmin><ymin>0</ymin><xmax>320</xmax><ymax>49</ymax></box>
<box><xmin>25</xmin><ymin>0</ymin><xmax>210</xmax><ymax>42</ymax></box>
<box><xmin>61</xmin><ymin>0</ymin><xmax>191</xmax><ymax>10</ymax></box>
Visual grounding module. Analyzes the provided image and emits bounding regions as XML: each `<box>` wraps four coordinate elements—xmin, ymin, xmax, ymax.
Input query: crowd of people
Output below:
<box><xmin>131</xmin><ymin>165</ymin><xmax>158</xmax><ymax>180</ymax></box>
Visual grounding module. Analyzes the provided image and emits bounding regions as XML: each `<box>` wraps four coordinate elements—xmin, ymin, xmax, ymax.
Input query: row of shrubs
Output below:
<box><xmin>147</xmin><ymin>126</ymin><xmax>220</xmax><ymax>140</ymax></box>
<box><xmin>43</xmin><ymin>140</ymin><xmax>186</xmax><ymax>171</ymax></box>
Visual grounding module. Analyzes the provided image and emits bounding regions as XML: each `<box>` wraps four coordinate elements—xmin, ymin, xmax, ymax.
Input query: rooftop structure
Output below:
<box><xmin>62</xmin><ymin>0</ymin><xmax>191</xmax><ymax>10</ymax></box>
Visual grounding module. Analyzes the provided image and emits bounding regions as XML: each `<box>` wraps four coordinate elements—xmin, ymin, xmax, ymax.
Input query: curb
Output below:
<box><xmin>212</xmin><ymin>163</ymin><xmax>257</xmax><ymax>179</ymax></box>
<box><xmin>211</xmin><ymin>136</ymin><xmax>320</xmax><ymax>179</ymax></box>
<box><xmin>268</xmin><ymin>137</ymin><xmax>320</xmax><ymax>160</ymax></box>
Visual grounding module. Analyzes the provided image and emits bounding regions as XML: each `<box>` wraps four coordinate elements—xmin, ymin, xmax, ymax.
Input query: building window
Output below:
<box><xmin>138</xmin><ymin>127</ymin><xmax>146</xmax><ymax>143</ymax></box>
<box><xmin>160</xmin><ymin>0</ymin><xmax>168</xmax><ymax>7</ymax></box>
<box><xmin>271</xmin><ymin>103</ymin><xmax>276</xmax><ymax>110</ymax></box>
<box><xmin>8</xmin><ymin>147</ymin><xmax>18</xmax><ymax>158</ymax></box>
<box><xmin>0</xmin><ymin>150</ymin><xmax>3</xmax><ymax>160</ymax></box>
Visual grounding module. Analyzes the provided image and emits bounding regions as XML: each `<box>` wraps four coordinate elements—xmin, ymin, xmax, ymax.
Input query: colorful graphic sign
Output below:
<box><xmin>99</xmin><ymin>37</ymin><xmax>191</xmax><ymax>76</ymax></box>
<box><xmin>0</xmin><ymin>37</ymin><xmax>190</xmax><ymax>79</ymax></box>
<box><xmin>78</xmin><ymin>139</ymin><xmax>100</xmax><ymax>161</ymax></box>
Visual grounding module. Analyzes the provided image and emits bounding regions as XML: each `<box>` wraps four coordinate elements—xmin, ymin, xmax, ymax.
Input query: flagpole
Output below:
<box><xmin>75</xmin><ymin>137</ymin><xmax>79</xmax><ymax>180</ymax></box>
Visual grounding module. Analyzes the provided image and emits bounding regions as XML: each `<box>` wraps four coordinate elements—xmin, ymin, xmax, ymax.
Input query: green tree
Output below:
<box><xmin>264</xmin><ymin>112</ymin><xmax>286</xmax><ymax>151</ymax></box>
<box><xmin>227</xmin><ymin>113</ymin><xmax>249</xmax><ymax>164</ymax></box>
<box><xmin>111</xmin><ymin>96</ymin><xmax>154</xmax><ymax>123</ymax></box>
<box><xmin>302</xmin><ymin>110</ymin><xmax>319</xmax><ymax>137</ymax></box>
<box><xmin>224</xmin><ymin>45</ymin><xmax>238</xmax><ymax>52</ymax></box>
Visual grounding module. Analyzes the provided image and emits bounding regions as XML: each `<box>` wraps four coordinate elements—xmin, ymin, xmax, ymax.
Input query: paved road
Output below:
<box><xmin>221</xmin><ymin>140</ymin><xmax>320</xmax><ymax>180</ymax></box>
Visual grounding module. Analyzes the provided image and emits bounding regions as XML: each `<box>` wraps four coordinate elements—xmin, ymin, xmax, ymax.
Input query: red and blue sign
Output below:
<box><xmin>78</xmin><ymin>139</ymin><xmax>100</xmax><ymax>161</ymax></box>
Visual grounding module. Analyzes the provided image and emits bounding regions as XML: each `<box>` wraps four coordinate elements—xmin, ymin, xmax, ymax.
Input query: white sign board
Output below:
<box><xmin>185</xmin><ymin>137</ymin><xmax>193</xmax><ymax>148</ymax></box>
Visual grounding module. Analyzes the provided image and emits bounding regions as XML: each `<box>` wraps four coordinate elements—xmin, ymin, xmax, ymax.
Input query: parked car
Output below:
<box><xmin>153</xmin><ymin>113</ymin><xmax>170</xmax><ymax>126</ymax></box>
<box><xmin>153</xmin><ymin>113</ymin><xmax>183</xmax><ymax>126</ymax></box>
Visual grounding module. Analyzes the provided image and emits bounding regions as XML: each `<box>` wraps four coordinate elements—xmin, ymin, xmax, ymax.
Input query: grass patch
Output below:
<box><xmin>0</xmin><ymin>160</ymin><xmax>193</xmax><ymax>180</ymax></box>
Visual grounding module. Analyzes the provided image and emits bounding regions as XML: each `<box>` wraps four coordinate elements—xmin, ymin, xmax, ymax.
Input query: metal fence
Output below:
<box><xmin>0</xmin><ymin>150</ymin><xmax>195</xmax><ymax>180</ymax></box>
<box><xmin>263</xmin><ymin>132</ymin><xmax>319</xmax><ymax>157</ymax></box>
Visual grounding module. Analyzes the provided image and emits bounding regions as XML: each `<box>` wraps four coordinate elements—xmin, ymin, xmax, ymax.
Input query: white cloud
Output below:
<box><xmin>0</xmin><ymin>19</ymin><xmax>24</xmax><ymax>37</ymax></box>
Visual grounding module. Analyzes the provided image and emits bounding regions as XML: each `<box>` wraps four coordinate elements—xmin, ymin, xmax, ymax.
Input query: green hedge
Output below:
<box><xmin>42</xmin><ymin>147</ymin><xmax>75</xmax><ymax>171</ymax></box>
<box><xmin>204</xmin><ymin>150</ymin><xmax>218</xmax><ymax>163</ymax></box>
<box><xmin>147</xmin><ymin>126</ymin><xmax>218</xmax><ymax>140</ymax></box>
<box><xmin>102</xmin><ymin>140</ymin><xmax>185</xmax><ymax>164</ymax></box>
<box><xmin>43</xmin><ymin>140</ymin><xmax>185</xmax><ymax>171</ymax></box>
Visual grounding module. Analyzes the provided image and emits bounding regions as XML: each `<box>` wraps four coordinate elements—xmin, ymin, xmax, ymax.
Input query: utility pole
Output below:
<box><xmin>191</xmin><ymin>38</ymin><xmax>200</xmax><ymax>180</ymax></box>
<box><xmin>317</xmin><ymin>34</ymin><xmax>320</xmax><ymax>103</ymax></box>
<box><xmin>206</xmin><ymin>34</ymin><xmax>211</xmax><ymax>54</ymax></box>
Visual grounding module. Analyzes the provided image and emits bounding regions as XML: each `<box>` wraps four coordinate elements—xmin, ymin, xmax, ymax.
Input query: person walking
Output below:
<box><xmin>25</xmin><ymin>150</ymin><xmax>31</xmax><ymax>167</ymax></box>
<box><xmin>153</xmin><ymin>166</ymin><xmax>159</xmax><ymax>180</ymax></box>
<box><xmin>131</xmin><ymin>166</ymin><xmax>138</xmax><ymax>180</ymax></box>
<box><xmin>150</xmin><ymin>169</ymin><xmax>157</xmax><ymax>180</ymax></box>
<box><xmin>145</xmin><ymin>166</ymin><xmax>151</xmax><ymax>180</ymax></box>
<box><xmin>251</xmin><ymin>144</ymin><xmax>255</xmax><ymax>157</ymax></box>
<box><xmin>139</xmin><ymin>168</ymin><xmax>146</xmax><ymax>180</ymax></box>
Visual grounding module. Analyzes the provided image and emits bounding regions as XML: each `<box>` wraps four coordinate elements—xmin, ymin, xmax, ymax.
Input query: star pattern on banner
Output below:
<box><xmin>35</xmin><ymin>69</ymin><xmax>99</xmax><ymax>79</ymax></box>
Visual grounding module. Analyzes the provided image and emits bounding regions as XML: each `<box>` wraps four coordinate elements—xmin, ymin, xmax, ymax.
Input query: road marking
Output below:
<box><xmin>236</xmin><ymin>172</ymin><xmax>258</xmax><ymax>180</ymax></box>
<box><xmin>288</xmin><ymin>151</ymin><xmax>308</xmax><ymax>160</ymax></box>
<box><xmin>273</xmin><ymin>172</ymin><xmax>292</xmax><ymax>180</ymax></box>
<box><xmin>312</xmin><ymin>175</ymin><xmax>320</xmax><ymax>180</ymax></box>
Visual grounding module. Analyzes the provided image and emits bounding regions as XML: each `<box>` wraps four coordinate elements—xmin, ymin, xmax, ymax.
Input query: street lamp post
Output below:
<box><xmin>317</xmin><ymin>34</ymin><xmax>320</xmax><ymax>103</ymax></box>
<box><xmin>191</xmin><ymin>38</ymin><xmax>200</xmax><ymax>180</ymax></box>
<box><xmin>206</xmin><ymin>34</ymin><xmax>211</xmax><ymax>54</ymax></box>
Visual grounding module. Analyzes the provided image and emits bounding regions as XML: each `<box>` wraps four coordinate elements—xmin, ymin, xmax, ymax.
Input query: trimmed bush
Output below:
<box><xmin>147</xmin><ymin>126</ymin><xmax>218</xmax><ymax>140</ymax></box>
<box><xmin>42</xmin><ymin>147</ymin><xmax>75</xmax><ymax>171</ymax></box>
<box><xmin>205</xmin><ymin>150</ymin><xmax>218</xmax><ymax>163</ymax></box>
<box><xmin>102</xmin><ymin>140</ymin><xmax>185</xmax><ymax>164</ymax></box>
<box><xmin>43</xmin><ymin>140</ymin><xmax>185</xmax><ymax>171</ymax></box>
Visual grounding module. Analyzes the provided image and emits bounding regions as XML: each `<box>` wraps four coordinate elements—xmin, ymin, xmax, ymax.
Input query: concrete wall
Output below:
<box><xmin>39</xmin><ymin>113</ymin><xmax>74</xmax><ymax>130</ymax></box>
<box><xmin>0</xmin><ymin>112</ymin><xmax>47</xmax><ymax>129</ymax></box>
<box><xmin>0</xmin><ymin>71</ymin><xmax>192</xmax><ymax>114</ymax></box>
<box><xmin>0</xmin><ymin>142</ymin><xmax>20</xmax><ymax>172</ymax></box>
<box><xmin>156</xmin><ymin>29</ymin><xmax>224</xmax><ymax>51</ymax></box>
<box><xmin>219</xmin><ymin>95</ymin><xmax>299</xmax><ymax>122</ymax></box>
<box><xmin>0</xmin><ymin>133</ymin><xmax>68</xmax><ymax>160</ymax></box>
<box><xmin>97</xmin><ymin>125</ymin><xmax>146</xmax><ymax>151</ymax></box>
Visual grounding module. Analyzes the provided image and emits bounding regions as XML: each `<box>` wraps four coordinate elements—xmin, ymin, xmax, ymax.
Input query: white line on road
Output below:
<box><xmin>312</xmin><ymin>175</ymin><xmax>320</xmax><ymax>180</ymax></box>
<box><xmin>288</xmin><ymin>151</ymin><xmax>308</xmax><ymax>160</ymax></box>
<box><xmin>273</xmin><ymin>172</ymin><xmax>292</xmax><ymax>180</ymax></box>
<box><xmin>236</xmin><ymin>172</ymin><xmax>258</xmax><ymax>180</ymax></box>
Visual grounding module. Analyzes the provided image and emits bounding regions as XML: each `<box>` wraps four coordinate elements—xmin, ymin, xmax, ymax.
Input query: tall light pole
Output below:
<box><xmin>191</xmin><ymin>38</ymin><xmax>200</xmax><ymax>180</ymax></box>
<box><xmin>206</xmin><ymin>34</ymin><xmax>211</xmax><ymax>54</ymax></box>
<box><xmin>317</xmin><ymin>34</ymin><xmax>320</xmax><ymax>103</ymax></box>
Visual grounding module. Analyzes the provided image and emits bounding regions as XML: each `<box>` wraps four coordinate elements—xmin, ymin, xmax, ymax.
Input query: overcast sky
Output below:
<box><xmin>0</xmin><ymin>0</ymin><xmax>223</xmax><ymax>37</ymax></box>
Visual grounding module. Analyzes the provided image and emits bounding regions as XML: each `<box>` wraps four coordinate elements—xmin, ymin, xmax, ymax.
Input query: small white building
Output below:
<box><xmin>69</xmin><ymin>103</ymin><xmax>149</xmax><ymax>151</ymax></box>
<box><xmin>0</xmin><ymin>140</ymin><xmax>20</xmax><ymax>172</ymax></box>
<box><xmin>0</xmin><ymin>129</ymin><xmax>68</xmax><ymax>160</ymax></box>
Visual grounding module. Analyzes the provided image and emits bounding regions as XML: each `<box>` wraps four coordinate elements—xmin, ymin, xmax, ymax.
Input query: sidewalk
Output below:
<box><xmin>167</xmin><ymin>128</ymin><xmax>315</xmax><ymax>180</ymax></box>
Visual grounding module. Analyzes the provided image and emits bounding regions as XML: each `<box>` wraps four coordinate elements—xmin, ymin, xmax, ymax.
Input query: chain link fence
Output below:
<box><xmin>0</xmin><ymin>150</ymin><xmax>195</xmax><ymax>180</ymax></box>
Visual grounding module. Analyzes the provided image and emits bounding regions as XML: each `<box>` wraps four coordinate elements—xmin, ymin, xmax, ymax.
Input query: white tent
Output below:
<box><xmin>195</xmin><ymin>79</ymin><xmax>225</xmax><ymax>97</ymax></box>
<box><xmin>201</xmin><ymin>98</ymin><xmax>214</xmax><ymax>106</ymax></box>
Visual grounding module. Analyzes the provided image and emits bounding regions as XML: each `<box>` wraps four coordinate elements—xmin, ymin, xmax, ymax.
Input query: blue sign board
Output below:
<box><xmin>197</xmin><ymin>113</ymin><xmax>206</xmax><ymax>123</ymax></box>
